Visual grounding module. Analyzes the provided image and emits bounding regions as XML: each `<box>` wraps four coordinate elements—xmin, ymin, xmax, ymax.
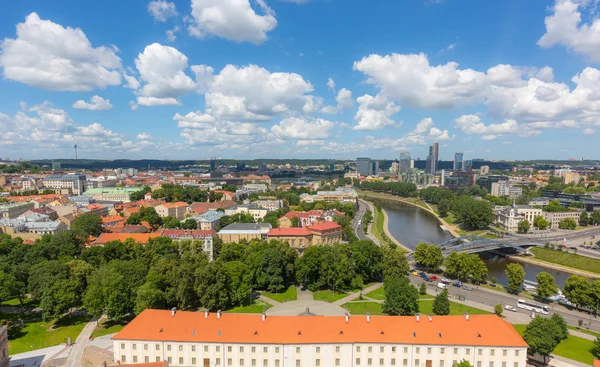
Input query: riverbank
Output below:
<box><xmin>381</xmin><ymin>208</ymin><xmax>410</xmax><ymax>251</ymax></box>
<box><xmin>359</xmin><ymin>191</ymin><xmax>461</xmax><ymax>238</ymax></box>
<box><xmin>510</xmin><ymin>255</ymin><xmax>600</xmax><ymax>279</ymax></box>
<box><xmin>360</xmin><ymin>199</ymin><xmax>410</xmax><ymax>251</ymax></box>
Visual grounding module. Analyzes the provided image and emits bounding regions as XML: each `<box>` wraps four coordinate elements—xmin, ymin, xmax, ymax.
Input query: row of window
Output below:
<box><xmin>121</xmin><ymin>343</ymin><xmax>519</xmax><ymax>358</ymax></box>
<box><xmin>120</xmin><ymin>356</ymin><xmax>522</xmax><ymax>367</ymax></box>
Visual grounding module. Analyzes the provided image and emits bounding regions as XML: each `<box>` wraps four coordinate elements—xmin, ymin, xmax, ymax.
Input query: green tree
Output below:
<box><xmin>71</xmin><ymin>213</ymin><xmax>103</xmax><ymax>237</ymax></box>
<box><xmin>40</xmin><ymin>279</ymin><xmax>79</xmax><ymax>321</ymax></box>
<box><xmin>413</xmin><ymin>243</ymin><xmax>443</xmax><ymax>270</ymax></box>
<box><xmin>592</xmin><ymin>210</ymin><xmax>600</xmax><ymax>225</ymax></box>
<box><xmin>580</xmin><ymin>211</ymin><xmax>589</xmax><ymax>226</ymax></box>
<box><xmin>517</xmin><ymin>220</ymin><xmax>530</xmax><ymax>234</ymax></box>
<box><xmin>0</xmin><ymin>270</ymin><xmax>25</xmax><ymax>306</ymax></box>
<box><xmin>382</xmin><ymin>246</ymin><xmax>409</xmax><ymax>280</ymax></box>
<box><xmin>494</xmin><ymin>304</ymin><xmax>503</xmax><ymax>317</ymax></box>
<box><xmin>438</xmin><ymin>198</ymin><xmax>453</xmax><ymax>217</ymax></box>
<box><xmin>523</xmin><ymin>316</ymin><xmax>562</xmax><ymax>360</ymax></box>
<box><xmin>558</xmin><ymin>217</ymin><xmax>577</xmax><ymax>230</ymax></box>
<box><xmin>419</xmin><ymin>282</ymin><xmax>427</xmax><ymax>295</ymax></box>
<box><xmin>505</xmin><ymin>263</ymin><xmax>525</xmax><ymax>294</ymax></box>
<box><xmin>382</xmin><ymin>276</ymin><xmax>419</xmax><ymax>316</ymax></box>
<box><xmin>534</xmin><ymin>216</ymin><xmax>549</xmax><ymax>230</ymax></box>
<box><xmin>536</xmin><ymin>272</ymin><xmax>558</xmax><ymax>300</ymax></box>
<box><xmin>455</xmin><ymin>199</ymin><xmax>494</xmax><ymax>230</ymax></box>
<box><xmin>591</xmin><ymin>336</ymin><xmax>600</xmax><ymax>359</ymax></box>
<box><xmin>290</xmin><ymin>216</ymin><xmax>299</xmax><ymax>227</ymax></box>
<box><xmin>433</xmin><ymin>289</ymin><xmax>450</xmax><ymax>315</ymax></box>
<box><xmin>162</xmin><ymin>216</ymin><xmax>181</xmax><ymax>229</ymax></box>
<box><xmin>181</xmin><ymin>218</ymin><xmax>198</xmax><ymax>230</ymax></box>
<box><xmin>564</xmin><ymin>275</ymin><xmax>593</xmax><ymax>307</ymax></box>
<box><xmin>452</xmin><ymin>360</ymin><xmax>473</xmax><ymax>367</ymax></box>
<box><xmin>135</xmin><ymin>283</ymin><xmax>166</xmax><ymax>314</ymax></box>
<box><xmin>551</xmin><ymin>313</ymin><xmax>568</xmax><ymax>342</ymax></box>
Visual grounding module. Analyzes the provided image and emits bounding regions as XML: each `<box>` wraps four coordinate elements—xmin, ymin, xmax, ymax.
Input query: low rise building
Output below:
<box><xmin>113</xmin><ymin>311</ymin><xmax>527</xmax><ymax>367</ymax></box>
<box><xmin>253</xmin><ymin>199</ymin><xmax>285</xmax><ymax>211</ymax></box>
<box><xmin>490</xmin><ymin>181</ymin><xmax>523</xmax><ymax>198</ymax></box>
<box><xmin>190</xmin><ymin>210</ymin><xmax>226</xmax><ymax>231</ymax></box>
<box><xmin>155</xmin><ymin>202</ymin><xmax>189</xmax><ymax>220</ymax></box>
<box><xmin>268</xmin><ymin>221</ymin><xmax>342</xmax><ymax>253</ymax></box>
<box><xmin>188</xmin><ymin>201</ymin><xmax>237</xmax><ymax>215</ymax></box>
<box><xmin>218</xmin><ymin>223</ymin><xmax>272</xmax><ymax>243</ymax></box>
<box><xmin>94</xmin><ymin>233</ymin><xmax>162</xmax><ymax>246</ymax></box>
<box><xmin>494</xmin><ymin>206</ymin><xmax>543</xmax><ymax>233</ymax></box>
<box><xmin>83</xmin><ymin>187</ymin><xmax>141</xmax><ymax>202</ymax></box>
<box><xmin>0</xmin><ymin>202</ymin><xmax>35</xmax><ymax>219</ymax></box>
<box><xmin>301</xmin><ymin>188</ymin><xmax>358</xmax><ymax>204</ymax></box>
<box><xmin>0</xmin><ymin>218</ymin><xmax>67</xmax><ymax>237</ymax></box>
<box><xmin>278</xmin><ymin>210</ymin><xmax>344</xmax><ymax>228</ymax></box>
<box><xmin>224</xmin><ymin>203</ymin><xmax>269</xmax><ymax>221</ymax></box>
<box><xmin>543</xmin><ymin>211</ymin><xmax>581</xmax><ymax>229</ymax></box>
<box><xmin>41</xmin><ymin>174</ymin><xmax>87</xmax><ymax>195</ymax></box>
<box><xmin>86</xmin><ymin>203</ymin><xmax>109</xmax><ymax>216</ymax></box>
<box><xmin>161</xmin><ymin>229</ymin><xmax>216</xmax><ymax>260</ymax></box>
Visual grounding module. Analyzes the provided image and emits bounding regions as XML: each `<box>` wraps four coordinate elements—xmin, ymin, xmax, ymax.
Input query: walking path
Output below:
<box><xmin>296</xmin><ymin>287</ymin><xmax>314</xmax><ymax>301</ymax></box>
<box><xmin>332</xmin><ymin>282</ymin><xmax>382</xmax><ymax>306</ymax></box>
<box><xmin>63</xmin><ymin>318</ymin><xmax>97</xmax><ymax>367</ymax></box>
<box><xmin>259</xmin><ymin>294</ymin><xmax>281</xmax><ymax>306</ymax></box>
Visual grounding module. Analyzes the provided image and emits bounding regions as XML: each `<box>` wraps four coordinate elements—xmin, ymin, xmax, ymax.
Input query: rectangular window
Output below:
<box><xmin>336</xmin><ymin>346</ymin><xmax>340</xmax><ymax>353</ymax></box>
<box><xmin>168</xmin><ymin>357</ymin><xmax>172</xmax><ymax>363</ymax></box>
<box><xmin>241</xmin><ymin>347</ymin><xmax>245</xmax><ymax>353</ymax></box>
<box><xmin>228</xmin><ymin>359</ymin><xmax>232</xmax><ymax>366</ymax></box>
<box><xmin>121</xmin><ymin>356</ymin><xmax>126</xmax><ymax>362</ymax></box>
<box><xmin>316</xmin><ymin>359</ymin><xmax>320</xmax><ymax>367</ymax></box>
<box><xmin>156</xmin><ymin>344</ymin><xmax>160</xmax><ymax>351</ymax></box>
<box><xmin>217</xmin><ymin>346</ymin><xmax>221</xmax><ymax>352</ymax></box>
<box><xmin>240</xmin><ymin>359</ymin><xmax>245</xmax><ymax>366</ymax></box>
<box><xmin>403</xmin><ymin>359</ymin><xmax>408</xmax><ymax>366</ymax></box>
<box><xmin>316</xmin><ymin>347</ymin><xmax>320</xmax><ymax>353</ymax></box>
<box><xmin>477</xmin><ymin>362</ymin><xmax>481</xmax><ymax>367</ymax></box>
<box><xmin>336</xmin><ymin>359</ymin><xmax>340</xmax><ymax>366</ymax></box>
<box><xmin>264</xmin><ymin>347</ymin><xmax>268</xmax><ymax>353</ymax></box>
<box><xmin>251</xmin><ymin>359</ymin><xmax>256</xmax><ymax>366</ymax></box>
<box><xmin>296</xmin><ymin>360</ymin><xmax>300</xmax><ymax>367</ymax></box>
<box><xmin>454</xmin><ymin>348</ymin><xmax>458</xmax><ymax>355</ymax></box>
<box><xmin>415</xmin><ymin>359</ymin><xmax>420</xmax><ymax>366</ymax></box>
<box><xmin>514</xmin><ymin>363</ymin><xmax>518</xmax><ymax>367</ymax></box>
<box><xmin>502</xmin><ymin>363</ymin><xmax>506</xmax><ymax>367</ymax></box>
<box><xmin>478</xmin><ymin>349</ymin><xmax>482</xmax><ymax>356</ymax></box>
<box><xmin>167</xmin><ymin>345</ymin><xmax>172</xmax><ymax>351</ymax></box>
<box><xmin>191</xmin><ymin>346</ymin><xmax>196</xmax><ymax>352</ymax></box>
<box><xmin>179</xmin><ymin>357</ymin><xmax>184</xmax><ymax>364</ymax></box>
<box><xmin>228</xmin><ymin>346</ymin><xmax>232</xmax><ymax>353</ymax></box>
<box><xmin>515</xmin><ymin>350</ymin><xmax>519</xmax><ymax>357</ymax></box>
<box><xmin>357</xmin><ymin>346</ymin><xmax>361</xmax><ymax>352</ymax></box>
<box><xmin>392</xmin><ymin>359</ymin><xmax>396</xmax><ymax>366</ymax></box>
<box><xmin>381</xmin><ymin>347</ymin><xmax>384</xmax><ymax>353</ymax></box>
<box><xmin>489</xmin><ymin>362</ymin><xmax>494</xmax><ymax>367</ymax></box>
<box><xmin>121</xmin><ymin>343</ymin><xmax>125</xmax><ymax>350</ymax></box>
<box><xmin>179</xmin><ymin>345</ymin><xmax>183</xmax><ymax>352</ymax></box>
<box><xmin>380</xmin><ymin>358</ymin><xmax>384</xmax><ymax>365</ymax></box>
<box><xmin>144</xmin><ymin>344</ymin><xmax>148</xmax><ymax>350</ymax></box>
<box><xmin>427</xmin><ymin>348</ymin><xmax>431</xmax><ymax>354</ymax></box>
<box><xmin>491</xmin><ymin>350</ymin><xmax>495</xmax><ymax>357</ymax></box>
<box><xmin>204</xmin><ymin>346</ymin><xmax>208</xmax><ymax>352</ymax></box>
<box><xmin>296</xmin><ymin>347</ymin><xmax>301</xmax><ymax>354</ymax></box>
<box><xmin>216</xmin><ymin>358</ymin><xmax>221</xmax><ymax>365</ymax></box>
<box><xmin>356</xmin><ymin>358</ymin><xmax>361</xmax><ymax>366</ymax></box>
<box><xmin>368</xmin><ymin>358</ymin><xmax>372</xmax><ymax>366</ymax></box>
<box><xmin>156</xmin><ymin>357</ymin><xmax>160</xmax><ymax>362</ymax></box>
<box><xmin>440</xmin><ymin>361</ymin><xmax>445</xmax><ymax>367</ymax></box>
<box><xmin>503</xmin><ymin>350</ymin><xmax>507</xmax><ymax>356</ymax></box>
<box><xmin>416</xmin><ymin>347</ymin><xmax>420</xmax><ymax>354</ymax></box>
<box><xmin>264</xmin><ymin>359</ymin><xmax>268</xmax><ymax>367</ymax></box>
<box><xmin>133</xmin><ymin>356</ymin><xmax>138</xmax><ymax>363</ymax></box>
<box><xmin>145</xmin><ymin>357</ymin><xmax>149</xmax><ymax>363</ymax></box>
<box><xmin>404</xmin><ymin>347</ymin><xmax>408</xmax><ymax>354</ymax></box>
<box><xmin>466</xmin><ymin>349</ymin><xmax>470</xmax><ymax>355</ymax></box>
<box><xmin>275</xmin><ymin>347</ymin><xmax>279</xmax><ymax>354</ymax></box>
<box><xmin>441</xmin><ymin>348</ymin><xmax>445</xmax><ymax>354</ymax></box>
<box><xmin>392</xmin><ymin>347</ymin><xmax>396</xmax><ymax>353</ymax></box>
<box><xmin>275</xmin><ymin>360</ymin><xmax>280</xmax><ymax>367</ymax></box>
<box><xmin>368</xmin><ymin>347</ymin><xmax>373</xmax><ymax>353</ymax></box>
<box><xmin>453</xmin><ymin>361</ymin><xmax>457</xmax><ymax>365</ymax></box>
<box><xmin>192</xmin><ymin>358</ymin><xmax>197</xmax><ymax>365</ymax></box>
<box><xmin>252</xmin><ymin>347</ymin><xmax>256</xmax><ymax>353</ymax></box>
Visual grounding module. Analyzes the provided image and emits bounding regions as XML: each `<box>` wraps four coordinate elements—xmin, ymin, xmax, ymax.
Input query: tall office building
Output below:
<box><xmin>464</xmin><ymin>159</ymin><xmax>473</xmax><ymax>172</ymax></box>
<box><xmin>399</xmin><ymin>152</ymin><xmax>411</xmax><ymax>172</ymax></box>
<box><xmin>356</xmin><ymin>158</ymin><xmax>371</xmax><ymax>177</ymax></box>
<box><xmin>453</xmin><ymin>152</ymin><xmax>464</xmax><ymax>171</ymax></box>
<box><xmin>426</xmin><ymin>143</ymin><xmax>439</xmax><ymax>174</ymax></box>
<box><xmin>373</xmin><ymin>161</ymin><xmax>379</xmax><ymax>176</ymax></box>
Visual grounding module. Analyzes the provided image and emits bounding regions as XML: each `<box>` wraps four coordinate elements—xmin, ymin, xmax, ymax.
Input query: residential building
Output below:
<box><xmin>218</xmin><ymin>223</ymin><xmax>272</xmax><ymax>243</ymax></box>
<box><xmin>94</xmin><ymin>233</ymin><xmax>162</xmax><ymax>246</ymax></box>
<box><xmin>268</xmin><ymin>221</ymin><xmax>342</xmax><ymax>253</ymax></box>
<box><xmin>0</xmin><ymin>202</ymin><xmax>35</xmax><ymax>219</ymax></box>
<box><xmin>69</xmin><ymin>195</ymin><xmax>95</xmax><ymax>206</ymax></box>
<box><xmin>490</xmin><ymin>182</ymin><xmax>523</xmax><ymax>198</ymax></box>
<box><xmin>277</xmin><ymin>210</ymin><xmax>343</xmax><ymax>228</ymax></box>
<box><xmin>453</xmin><ymin>152</ymin><xmax>464</xmax><ymax>171</ymax></box>
<box><xmin>0</xmin><ymin>325</ymin><xmax>8</xmax><ymax>367</ymax></box>
<box><xmin>300</xmin><ymin>188</ymin><xmax>358</xmax><ymax>204</ymax></box>
<box><xmin>102</xmin><ymin>215</ymin><xmax>127</xmax><ymax>227</ymax></box>
<box><xmin>41</xmin><ymin>174</ymin><xmax>87</xmax><ymax>195</ymax></box>
<box><xmin>391</xmin><ymin>162</ymin><xmax>399</xmax><ymax>173</ymax></box>
<box><xmin>480</xmin><ymin>165</ymin><xmax>490</xmax><ymax>175</ymax></box>
<box><xmin>191</xmin><ymin>210</ymin><xmax>226</xmax><ymax>231</ymax></box>
<box><xmin>244</xmin><ymin>184</ymin><xmax>269</xmax><ymax>193</ymax></box>
<box><xmin>86</xmin><ymin>203</ymin><xmax>109</xmax><ymax>216</ymax></box>
<box><xmin>445</xmin><ymin>172</ymin><xmax>474</xmax><ymax>193</ymax></box>
<box><xmin>356</xmin><ymin>158</ymin><xmax>371</xmax><ymax>177</ymax></box>
<box><xmin>225</xmin><ymin>203</ymin><xmax>269</xmax><ymax>221</ymax></box>
<box><xmin>253</xmin><ymin>199</ymin><xmax>285</xmax><ymax>211</ymax></box>
<box><xmin>155</xmin><ymin>202</ymin><xmax>189</xmax><ymax>220</ymax></box>
<box><xmin>84</xmin><ymin>187</ymin><xmax>141</xmax><ymax>202</ymax></box>
<box><xmin>188</xmin><ymin>201</ymin><xmax>237</xmax><ymax>215</ymax></box>
<box><xmin>113</xmin><ymin>310</ymin><xmax>527</xmax><ymax>367</ymax></box>
<box><xmin>476</xmin><ymin>176</ymin><xmax>509</xmax><ymax>193</ymax></box>
<box><xmin>0</xmin><ymin>218</ymin><xmax>67</xmax><ymax>237</ymax></box>
<box><xmin>161</xmin><ymin>230</ymin><xmax>216</xmax><ymax>261</ymax></box>
<box><xmin>399</xmin><ymin>152</ymin><xmax>411</xmax><ymax>173</ymax></box>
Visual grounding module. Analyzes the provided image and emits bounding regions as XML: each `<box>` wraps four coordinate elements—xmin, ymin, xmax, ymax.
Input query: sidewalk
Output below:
<box><xmin>63</xmin><ymin>318</ymin><xmax>97</xmax><ymax>367</ymax></box>
<box><xmin>333</xmin><ymin>282</ymin><xmax>382</xmax><ymax>306</ymax></box>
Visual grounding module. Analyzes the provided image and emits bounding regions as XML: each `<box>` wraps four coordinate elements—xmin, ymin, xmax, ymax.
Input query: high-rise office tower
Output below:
<box><xmin>356</xmin><ymin>158</ymin><xmax>371</xmax><ymax>177</ymax></box>
<box><xmin>426</xmin><ymin>143</ymin><xmax>439</xmax><ymax>174</ymax></box>
<box><xmin>454</xmin><ymin>152</ymin><xmax>464</xmax><ymax>171</ymax></box>
<box><xmin>399</xmin><ymin>152</ymin><xmax>411</xmax><ymax>172</ymax></box>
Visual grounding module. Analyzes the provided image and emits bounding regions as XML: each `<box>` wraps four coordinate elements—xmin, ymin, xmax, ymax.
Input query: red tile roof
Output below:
<box><xmin>94</xmin><ymin>232</ymin><xmax>162</xmax><ymax>245</ymax></box>
<box><xmin>267</xmin><ymin>228</ymin><xmax>312</xmax><ymax>237</ymax></box>
<box><xmin>595</xmin><ymin>359</ymin><xmax>600</xmax><ymax>367</ymax></box>
<box><xmin>114</xmin><ymin>310</ymin><xmax>527</xmax><ymax>347</ymax></box>
<box><xmin>308</xmin><ymin>221</ymin><xmax>342</xmax><ymax>231</ymax></box>
<box><xmin>161</xmin><ymin>229</ymin><xmax>215</xmax><ymax>238</ymax></box>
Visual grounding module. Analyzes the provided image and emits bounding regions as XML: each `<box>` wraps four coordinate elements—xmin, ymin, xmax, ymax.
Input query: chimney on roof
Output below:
<box><xmin>262</xmin><ymin>312</ymin><xmax>266</xmax><ymax>322</ymax></box>
<box><xmin>171</xmin><ymin>307</ymin><xmax>176</xmax><ymax>316</ymax></box>
<box><xmin>205</xmin><ymin>310</ymin><xmax>209</xmax><ymax>319</ymax></box>
<box><xmin>217</xmin><ymin>310</ymin><xmax>222</xmax><ymax>319</ymax></box>
<box><xmin>428</xmin><ymin>314</ymin><xmax>432</xmax><ymax>322</ymax></box>
<box><xmin>464</xmin><ymin>312</ymin><xmax>469</xmax><ymax>321</ymax></box>
<box><xmin>416</xmin><ymin>313</ymin><xmax>420</xmax><ymax>322</ymax></box>
<box><xmin>366</xmin><ymin>313</ymin><xmax>370</xmax><ymax>323</ymax></box>
<box><xmin>345</xmin><ymin>312</ymin><xmax>349</xmax><ymax>323</ymax></box>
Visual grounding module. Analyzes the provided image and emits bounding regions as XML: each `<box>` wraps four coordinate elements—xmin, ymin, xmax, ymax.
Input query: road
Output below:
<box><xmin>409</xmin><ymin>275</ymin><xmax>600</xmax><ymax>333</ymax></box>
<box><xmin>352</xmin><ymin>200</ymin><xmax>369</xmax><ymax>240</ymax></box>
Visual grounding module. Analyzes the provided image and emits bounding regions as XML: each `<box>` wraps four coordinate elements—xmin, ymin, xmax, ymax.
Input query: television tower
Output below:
<box><xmin>74</xmin><ymin>138</ymin><xmax>78</xmax><ymax>160</ymax></box>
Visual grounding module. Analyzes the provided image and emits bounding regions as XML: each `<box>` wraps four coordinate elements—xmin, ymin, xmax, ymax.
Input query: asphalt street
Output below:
<box><xmin>352</xmin><ymin>200</ymin><xmax>368</xmax><ymax>240</ymax></box>
<box><xmin>409</xmin><ymin>275</ymin><xmax>600</xmax><ymax>333</ymax></box>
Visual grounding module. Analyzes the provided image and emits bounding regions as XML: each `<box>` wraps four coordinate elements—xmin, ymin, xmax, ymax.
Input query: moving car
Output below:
<box><xmin>462</xmin><ymin>285</ymin><xmax>473</xmax><ymax>291</ymax></box>
<box><xmin>504</xmin><ymin>305</ymin><xmax>517</xmax><ymax>312</ymax></box>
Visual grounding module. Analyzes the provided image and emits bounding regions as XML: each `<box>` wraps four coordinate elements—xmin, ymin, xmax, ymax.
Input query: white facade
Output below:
<box><xmin>490</xmin><ymin>182</ymin><xmax>522</xmax><ymax>199</ymax></box>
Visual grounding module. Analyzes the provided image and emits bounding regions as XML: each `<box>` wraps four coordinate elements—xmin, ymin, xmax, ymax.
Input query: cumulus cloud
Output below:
<box><xmin>133</xmin><ymin>43</ymin><xmax>197</xmax><ymax>106</ymax></box>
<box><xmin>188</xmin><ymin>0</ymin><xmax>277</xmax><ymax>44</ymax></box>
<box><xmin>327</xmin><ymin>78</ymin><xmax>335</xmax><ymax>90</ymax></box>
<box><xmin>538</xmin><ymin>0</ymin><xmax>600</xmax><ymax>62</ymax></box>
<box><xmin>0</xmin><ymin>13</ymin><xmax>122</xmax><ymax>91</ymax></box>
<box><xmin>353</xmin><ymin>94</ymin><xmax>400</xmax><ymax>130</ymax></box>
<box><xmin>137</xmin><ymin>132</ymin><xmax>155</xmax><ymax>140</ymax></box>
<box><xmin>271</xmin><ymin>117</ymin><xmax>336</xmax><ymax>139</ymax></box>
<box><xmin>166</xmin><ymin>26</ymin><xmax>180</xmax><ymax>42</ymax></box>
<box><xmin>583</xmin><ymin>128</ymin><xmax>596</xmax><ymax>135</ymax></box>
<box><xmin>72</xmin><ymin>95</ymin><xmax>113</xmax><ymax>110</ymax></box>
<box><xmin>336</xmin><ymin>88</ymin><xmax>354</xmax><ymax>109</ymax></box>
<box><xmin>147</xmin><ymin>1</ymin><xmax>177</xmax><ymax>22</ymax></box>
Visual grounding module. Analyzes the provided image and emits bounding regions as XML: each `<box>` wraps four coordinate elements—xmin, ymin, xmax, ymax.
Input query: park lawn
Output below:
<box><xmin>566</xmin><ymin>325</ymin><xmax>600</xmax><ymax>338</ymax></box>
<box><xmin>227</xmin><ymin>300</ymin><xmax>271</xmax><ymax>314</ymax></box>
<box><xmin>261</xmin><ymin>285</ymin><xmax>297</xmax><ymax>303</ymax></box>
<box><xmin>372</xmin><ymin>208</ymin><xmax>385</xmax><ymax>242</ymax></box>
<box><xmin>8</xmin><ymin>314</ymin><xmax>90</xmax><ymax>355</ymax></box>
<box><xmin>0</xmin><ymin>297</ymin><xmax>39</xmax><ymax>308</ymax></box>
<box><xmin>531</xmin><ymin>247</ymin><xmax>600</xmax><ymax>274</ymax></box>
<box><xmin>91</xmin><ymin>315</ymin><xmax>135</xmax><ymax>338</ymax></box>
<box><xmin>418</xmin><ymin>300</ymin><xmax>490</xmax><ymax>316</ymax></box>
<box><xmin>313</xmin><ymin>290</ymin><xmax>348</xmax><ymax>303</ymax></box>
<box><xmin>513</xmin><ymin>324</ymin><xmax>595</xmax><ymax>365</ymax></box>
<box><xmin>342</xmin><ymin>302</ymin><xmax>384</xmax><ymax>315</ymax></box>
<box><xmin>365</xmin><ymin>288</ymin><xmax>433</xmax><ymax>301</ymax></box>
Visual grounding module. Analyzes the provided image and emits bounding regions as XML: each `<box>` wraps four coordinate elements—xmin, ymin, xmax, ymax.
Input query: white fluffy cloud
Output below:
<box><xmin>72</xmin><ymin>95</ymin><xmax>113</xmax><ymax>110</ymax></box>
<box><xmin>137</xmin><ymin>132</ymin><xmax>155</xmax><ymax>140</ymax></box>
<box><xmin>188</xmin><ymin>0</ymin><xmax>277</xmax><ymax>44</ymax></box>
<box><xmin>583</xmin><ymin>128</ymin><xmax>596</xmax><ymax>135</ymax></box>
<box><xmin>133</xmin><ymin>43</ymin><xmax>197</xmax><ymax>106</ymax></box>
<box><xmin>0</xmin><ymin>13</ymin><xmax>122</xmax><ymax>91</ymax></box>
<box><xmin>271</xmin><ymin>117</ymin><xmax>336</xmax><ymax>139</ymax></box>
<box><xmin>336</xmin><ymin>88</ymin><xmax>354</xmax><ymax>109</ymax></box>
<box><xmin>538</xmin><ymin>0</ymin><xmax>600</xmax><ymax>62</ymax></box>
<box><xmin>147</xmin><ymin>1</ymin><xmax>177</xmax><ymax>22</ymax></box>
<box><xmin>166</xmin><ymin>26</ymin><xmax>180</xmax><ymax>42</ymax></box>
<box><xmin>327</xmin><ymin>78</ymin><xmax>335</xmax><ymax>90</ymax></box>
<box><xmin>353</xmin><ymin>94</ymin><xmax>400</xmax><ymax>130</ymax></box>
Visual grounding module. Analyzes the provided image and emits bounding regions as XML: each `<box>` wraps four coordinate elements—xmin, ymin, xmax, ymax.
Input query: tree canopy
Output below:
<box><xmin>382</xmin><ymin>276</ymin><xmax>419</xmax><ymax>316</ymax></box>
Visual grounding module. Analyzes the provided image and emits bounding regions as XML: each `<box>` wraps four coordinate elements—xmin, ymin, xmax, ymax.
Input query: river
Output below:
<box><xmin>383</xmin><ymin>201</ymin><xmax>572</xmax><ymax>288</ymax></box>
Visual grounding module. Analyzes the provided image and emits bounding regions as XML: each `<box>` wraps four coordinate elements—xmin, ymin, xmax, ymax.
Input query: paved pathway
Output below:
<box><xmin>259</xmin><ymin>294</ymin><xmax>281</xmax><ymax>306</ymax></box>
<box><xmin>332</xmin><ymin>282</ymin><xmax>382</xmax><ymax>306</ymax></box>
<box><xmin>9</xmin><ymin>344</ymin><xmax>67</xmax><ymax>367</ymax></box>
<box><xmin>63</xmin><ymin>318</ymin><xmax>97</xmax><ymax>367</ymax></box>
<box><xmin>296</xmin><ymin>287</ymin><xmax>314</xmax><ymax>301</ymax></box>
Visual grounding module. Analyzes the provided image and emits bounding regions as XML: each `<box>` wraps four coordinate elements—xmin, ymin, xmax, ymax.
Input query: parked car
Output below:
<box><xmin>410</xmin><ymin>271</ymin><xmax>419</xmax><ymax>276</ymax></box>
<box><xmin>452</xmin><ymin>281</ymin><xmax>463</xmax><ymax>287</ymax></box>
<box><xmin>423</xmin><ymin>276</ymin><xmax>431</xmax><ymax>282</ymax></box>
<box><xmin>430</xmin><ymin>275</ymin><xmax>439</xmax><ymax>281</ymax></box>
<box><xmin>441</xmin><ymin>278</ymin><xmax>450</xmax><ymax>284</ymax></box>
<box><xmin>504</xmin><ymin>305</ymin><xmax>517</xmax><ymax>312</ymax></box>
<box><xmin>419</xmin><ymin>271</ymin><xmax>426</xmax><ymax>276</ymax></box>
<box><xmin>462</xmin><ymin>285</ymin><xmax>473</xmax><ymax>291</ymax></box>
<box><xmin>437</xmin><ymin>282</ymin><xmax>446</xmax><ymax>289</ymax></box>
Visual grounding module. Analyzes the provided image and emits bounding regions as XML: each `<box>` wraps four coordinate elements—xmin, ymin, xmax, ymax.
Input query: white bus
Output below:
<box><xmin>517</xmin><ymin>299</ymin><xmax>549</xmax><ymax>314</ymax></box>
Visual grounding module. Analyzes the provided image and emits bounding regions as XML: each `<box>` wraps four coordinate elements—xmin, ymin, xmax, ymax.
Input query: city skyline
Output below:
<box><xmin>1</xmin><ymin>0</ymin><xmax>600</xmax><ymax>160</ymax></box>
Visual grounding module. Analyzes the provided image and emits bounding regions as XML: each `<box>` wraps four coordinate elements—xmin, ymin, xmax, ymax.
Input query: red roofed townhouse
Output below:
<box><xmin>214</xmin><ymin>190</ymin><xmax>236</xmax><ymax>201</ymax></box>
<box><xmin>154</xmin><ymin>202</ymin><xmax>189</xmax><ymax>220</ymax></box>
<box><xmin>113</xmin><ymin>310</ymin><xmax>527</xmax><ymax>367</ymax></box>
<box><xmin>278</xmin><ymin>210</ymin><xmax>323</xmax><ymax>228</ymax></box>
<box><xmin>101</xmin><ymin>215</ymin><xmax>126</xmax><ymax>227</ymax></box>
<box><xmin>94</xmin><ymin>232</ymin><xmax>162</xmax><ymax>246</ymax></box>
<box><xmin>188</xmin><ymin>201</ymin><xmax>237</xmax><ymax>215</ymax></box>
<box><xmin>268</xmin><ymin>221</ymin><xmax>342</xmax><ymax>253</ymax></box>
<box><xmin>86</xmin><ymin>203</ymin><xmax>109</xmax><ymax>216</ymax></box>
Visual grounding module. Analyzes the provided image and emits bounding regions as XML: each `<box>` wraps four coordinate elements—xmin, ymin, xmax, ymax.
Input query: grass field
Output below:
<box><xmin>365</xmin><ymin>288</ymin><xmax>433</xmax><ymax>301</ymax></box>
<box><xmin>342</xmin><ymin>302</ymin><xmax>385</xmax><ymax>315</ymax></box>
<box><xmin>8</xmin><ymin>314</ymin><xmax>90</xmax><ymax>355</ymax></box>
<box><xmin>91</xmin><ymin>316</ymin><xmax>134</xmax><ymax>338</ymax></box>
<box><xmin>227</xmin><ymin>300</ymin><xmax>271</xmax><ymax>314</ymax></box>
<box><xmin>531</xmin><ymin>247</ymin><xmax>600</xmax><ymax>274</ymax></box>
<box><xmin>313</xmin><ymin>290</ymin><xmax>348</xmax><ymax>303</ymax></box>
<box><xmin>372</xmin><ymin>208</ymin><xmax>385</xmax><ymax>242</ymax></box>
<box><xmin>261</xmin><ymin>285</ymin><xmax>297</xmax><ymax>303</ymax></box>
<box><xmin>513</xmin><ymin>324</ymin><xmax>595</xmax><ymax>365</ymax></box>
<box><xmin>567</xmin><ymin>325</ymin><xmax>600</xmax><ymax>338</ymax></box>
<box><xmin>0</xmin><ymin>297</ymin><xmax>39</xmax><ymax>308</ymax></box>
<box><xmin>343</xmin><ymin>300</ymin><xmax>489</xmax><ymax>316</ymax></box>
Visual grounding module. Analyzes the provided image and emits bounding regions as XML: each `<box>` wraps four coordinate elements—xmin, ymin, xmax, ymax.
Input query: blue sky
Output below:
<box><xmin>1</xmin><ymin>0</ymin><xmax>600</xmax><ymax>161</ymax></box>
